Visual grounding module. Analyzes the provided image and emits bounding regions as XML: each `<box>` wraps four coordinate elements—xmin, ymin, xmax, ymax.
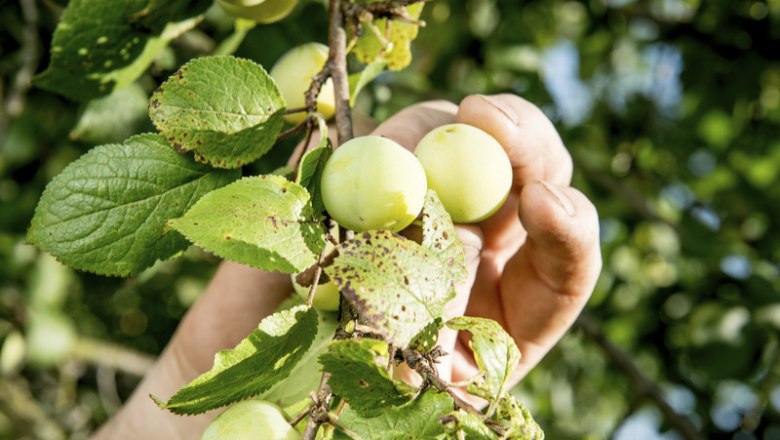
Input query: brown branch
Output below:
<box><xmin>401</xmin><ymin>349</ymin><xmax>483</xmax><ymax>418</ymax></box>
<box><xmin>575</xmin><ymin>314</ymin><xmax>704</xmax><ymax>440</ymax></box>
<box><xmin>328</xmin><ymin>0</ymin><xmax>353</xmax><ymax>144</ymax></box>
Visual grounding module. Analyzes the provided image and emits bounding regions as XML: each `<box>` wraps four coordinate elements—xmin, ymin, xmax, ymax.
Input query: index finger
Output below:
<box><xmin>457</xmin><ymin>94</ymin><xmax>573</xmax><ymax>187</ymax></box>
<box><xmin>371</xmin><ymin>100</ymin><xmax>458</xmax><ymax>150</ymax></box>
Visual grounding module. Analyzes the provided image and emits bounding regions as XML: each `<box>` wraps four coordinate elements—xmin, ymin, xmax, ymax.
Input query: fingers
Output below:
<box><xmin>371</xmin><ymin>100</ymin><xmax>458</xmax><ymax>150</ymax></box>
<box><xmin>457</xmin><ymin>94</ymin><xmax>573</xmax><ymax>188</ymax></box>
<box><xmin>493</xmin><ymin>182</ymin><xmax>601</xmax><ymax>380</ymax></box>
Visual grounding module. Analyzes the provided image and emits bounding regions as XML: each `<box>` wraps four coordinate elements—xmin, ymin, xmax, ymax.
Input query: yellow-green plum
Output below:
<box><xmin>321</xmin><ymin>136</ymin><xmax>427</xmax><ymax>232</ymax></box>
<box><xmin>217</xmin><ymin>0</ymin><xmax>299</xmax><ymax>24</ymax></box>
<box><xmin>291</xmin><ymin>276</ymin><xmax>340</xmax><ymax>311</ymax></box>
<box><xmin>270</xmin><ymin>43</ymin><xmax>335</xmax><ymax>124</ymax></box>
<box><xmin>202</xmin><ymin>400</ymin><xmax>300</xmax><ymax>440</ymax></box>
<box><xmin>415</xmin><ymin>123</ymin><xmax>512</xmax><ymax>223</ymax></box>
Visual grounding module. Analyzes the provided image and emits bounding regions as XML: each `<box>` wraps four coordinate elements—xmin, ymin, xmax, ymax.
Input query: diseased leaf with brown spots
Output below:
<box><xmin>352</xmin><ymin>3</ymin><xmax>425</xmax><ymax>71</ymax></box>
<box><xmin>319</xmin><ymin>338</ymin><xmax>415</xmax><ymax>418</ymax></box>
<box><xmin>447</xmin><ymin>317</ymin><xmax>521</xmax><ymax>400</ymax></box>
<box><xmin>168</xmin><ymin>175</ymin><xmax>325</xmax><ymax>273</ymax></box>
<box><xmin>325</xmin><ymin>231</ymin><xmax>455</xmax><ymax>347</ymax></box>
<box><xmin>421</xmin><ymin>190</ymin><xmax>467</xmax><ymax>285</ymax></box>
<box><xmin>149</xmin><ymin>56</ymin><xmax>285</xmax><ymax>169</ymax></box>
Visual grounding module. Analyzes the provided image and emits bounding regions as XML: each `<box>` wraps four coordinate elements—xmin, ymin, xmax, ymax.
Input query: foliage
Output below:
<box><xmin>0</xmin><ymin>0</ymin><xmax>778</xmax><ymax>439</ymax></box>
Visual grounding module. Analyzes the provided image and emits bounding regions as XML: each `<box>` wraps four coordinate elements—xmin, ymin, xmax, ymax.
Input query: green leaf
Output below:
<box><xmin>27</xmin><ymin>134</ymin><xmax>239</xmax><ymax>276</ymax></box>
<box><xmin>493</xmin><ymin>394</ymin><xmax>544</xmax><ymax>440</ymax></box>
<box><xmin>348</xmin><ymin>61</ymin><xmax>386</xmax><ymax>106</ymax></box>
<box><xmin>156</xmin><ymin>306</ymin><xmax>318</xmax><ymax>415</ymax></box>
<box><xmin>447</xmin><ymin>317</ymin><xmax>520</xmax><ymax>399</ymax></box>
<box><xmin>441</xmin><ymin>412</ymin><xmax>499</xmax><ymax>440</ymax></box>
<box><xmin>258</xmin><ymin>309</ymin><xmax>338</xmax><ymax>408</ymax></box>
<box><xmin>296</xmin><ymin>146</ymin><xmax>332</xmax><ymax>215</ymax></box>
<box><xmin>421</xmin><ymin>190</ymin><xmax>468</xmax><ymax>286</ymax></box>
<box><xmin>35</xmin><ymin>0</ymin><xmax>209</xmax><ymax>101</ymax></box>
<box><xmin>326</xmin><ymin>231</ymin><xmax>456</xmax><ymax>347</ymax></box>
<box><xmin>320</xmin><ymin>339</ymin><xmax>414</xmax><ymax>417</ymax></box>
<box><xmin>149</xmin><ymin>56</ymin><xmax>286</xmax><ymax>169</ymax></box>
<box><xmin>167</xmin><ymin>175</ymin><xmax>325</xmax><ymax>273</ymax></box>
<box><xmin>353</xmin><ymin>3</ymin><xmax>425</xmax><ymax>71</ymax></box>
<box><xmin>334</xmin><ymin>389</ymin><xmax>453</xmax><ymax>440</ymax></box>
<box><xmin>70</xmin><ymin>83</ymin><xmax>149</xmax><ymax>144</ymax></box>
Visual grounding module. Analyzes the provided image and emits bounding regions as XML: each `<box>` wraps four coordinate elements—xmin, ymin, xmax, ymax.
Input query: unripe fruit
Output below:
<box><xmin>415</xmin><ymin>124</ymin><xmax>512</xmax><ymax>223</ymax></box>
<box><xmin>202</xmin><ymin>400</ymin><xmax>300</xmax><ymax>440</ymax></box>
<box><xmin>270</xmin><ymin>43</ymin><xmax>336</xmax><ymax>124</ymax></box>
<box><xmin>291</xmin><ymin>276</ymin><xmax>340</xmax><ymax>311</ymax></box>
<box><xmin>321</xmin><ymin>136</ymin><xmax>427</xmax><ymax>232</ymax></box>
<box><xmin>217</xmin><ymin>0</ymin><xmax>299</xmax><ymax>24</ymax></box>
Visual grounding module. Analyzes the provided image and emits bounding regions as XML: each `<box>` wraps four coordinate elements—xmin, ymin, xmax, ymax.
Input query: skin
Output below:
<box><xmin>92</xmin><ymin>94</ymin><xmax>601</xmax><ymax>439</ymax></box>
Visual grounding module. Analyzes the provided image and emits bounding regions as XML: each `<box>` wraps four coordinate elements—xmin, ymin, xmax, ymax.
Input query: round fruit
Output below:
<box><xmin>415</xmin><ymin>124</ymin><xmax>512</xmax><ymax>223</ymax></box>
<box><xmin>217</xmin><ymin>0</ymin><xmax>299</xmax><ymax>25</ymax></box>
<box><xmin>202</xmin><ymin>400</ymin><xmax>300</xmax><ymax>440</ymax></box>
<box><xmin>270</xmin><ymin>43</ymin><xmax>335</xmax><ymax>124</ymax></box>
<box><xmin>321</xmin><ymin>136</ymin><xmax>427</xmax><ymax>232</ymax></box>
<box><xmin>291</xmin><ymin>276</ymin><xmax>340</xmax><ymax>311</ymax></box>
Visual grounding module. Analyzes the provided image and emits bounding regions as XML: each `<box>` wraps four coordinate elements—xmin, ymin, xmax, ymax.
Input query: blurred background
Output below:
<box><xmin>0</xmin><ymin>0</ymin><xmax>778</xmax><ymax>438</ymax></box>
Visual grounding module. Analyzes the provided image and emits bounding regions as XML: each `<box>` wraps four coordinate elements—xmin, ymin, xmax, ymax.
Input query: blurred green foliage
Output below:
<box><xmin>0</xmin><ymin>0</ymin><xmax>778</xmax><ymax>439</ymax></box>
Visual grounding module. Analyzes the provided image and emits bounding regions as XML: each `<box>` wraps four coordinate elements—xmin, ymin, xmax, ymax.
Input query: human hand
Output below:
<box><xmin>371</xmin><ymin>96</ymin><xmax>601</xmax><ymax>393</ymax></box>
<box><xmin>92</xmin><ymin>95</ymin><xmax>601</xmax><ymax>439</ymax></box>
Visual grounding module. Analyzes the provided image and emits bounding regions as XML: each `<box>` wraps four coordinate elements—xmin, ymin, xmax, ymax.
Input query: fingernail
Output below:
<box><xmin>477</xmin><ymin>95</ymin><xmax>519</xmax><ymax>126</ymax></box>
<box><xmin>541</xmin><ymin>181</ymin><xmax>575</xmax><ymax>217</ymax></box>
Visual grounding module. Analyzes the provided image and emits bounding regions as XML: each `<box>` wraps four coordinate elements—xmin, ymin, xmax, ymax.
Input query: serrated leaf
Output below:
<box><xmin>325</xmin><ymin>231</ymin><xmax>455</xmax><ymax>347</ymax></box>
<box><xmin>27</xmin><ymin>134</ymin><xmax>239</xmax><ymax>276</ymax></box>
<box><xmin>441</xmin><ymin>412</ymin><xmax>499</xmax><ymax>440</ymax></box>
<box><xmin>296</xmin><ymin>146</ymin><xmax>332</xmax><ymax>215</ymax></box>
<box><xmin>320</xmin><ymin>339</ymin><xmax>414</xmax><ymax>417</ymax></box>
<box><xmin>35</xmin><ymin>0</ymin><xmax>209</xmax><ymax>101</ymax></box>
<box><xmin>353</xmin><ymin>4</ymin><xmax>425</xmax><ymax>71</ymax></box>
<box><xmin>70</xmin><ymin>83</ymin><xmax>149</xmax><ymax>144</ymax></box>
<box><xmin>348</xmin><ymin>61</ymin><xmax>386</xmax><ymax>105</ymax></box>
<box><xmin>259</xmin><ymin>309</ymin><xmax>338</xmax><ymax>408</ymax></box>
<box><xmin>334</xmin><ymin>389</ymin><xmax>453</xmax><ymax>440</ymax></box>
<box><xmin>167</xmin><ymin>175</ymin><xmax>325</xmax><ymax>273</ymax></box>
<box><xmin>157</xmin><ymin>306</ymin><xmax>318</xmax><ymax>415</ymax></box>
<box><xmin>493</xmin><ymin>394</ymin><xmax>545</xmax><ymax>440</ymax></box>
<box><xmin>421</xmin><ymin>190</ymin><xmax>468</xmax><ymax>285</ymax></box>
<box><xmin>149</xmin><ymin>56</ymin><xmax>286</xmax><ymax>168</ymax></box>
<box><xmin>447</xmin><ymin>317</ymin><xmax>520</xmax><ymax>399</ymax></box>
<box><xmin>408</xmin><ymin>317</ymin><xmax>443</xmax><ymax>354</ymax></box>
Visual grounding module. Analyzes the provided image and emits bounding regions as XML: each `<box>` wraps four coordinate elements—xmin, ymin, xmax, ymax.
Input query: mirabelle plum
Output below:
<box><xmin>202</xmin><ymin>400</ymin><xmax>300</xmax><ymax>440</ymax></box>
<box><xmin>270</xmin><ymin>43</ymin><xmax>335</xmax><ymax>124</ymax></box>
<box><xmin>291</xmin><ymin>276</ymin><xmax>340</xmax><ymax>311</ymax></box>
<box><xmin>216</xmin><ymin>0</ymin><xmax>299</xmax><ymax>24</ymax></box>
<box><xmin>321</xmin><ymin>136</ymin><xmax>427</xmax><ymax>232</ymax></box>
<box><xmin>415</xmin><ymin>124</ymin><xmax>512</xmax><ymax>223</ymax></box>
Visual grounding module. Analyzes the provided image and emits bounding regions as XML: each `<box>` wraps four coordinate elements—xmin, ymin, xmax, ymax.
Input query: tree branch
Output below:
<box><xmin>575</xmin><ymin>314</ymin><xmax>703</xmax><ymax>440</ymax></box>
<box><xmin>328</xmin><ymin>0</ymin><xmax>353</xmax><ymax>144</ymax></box>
